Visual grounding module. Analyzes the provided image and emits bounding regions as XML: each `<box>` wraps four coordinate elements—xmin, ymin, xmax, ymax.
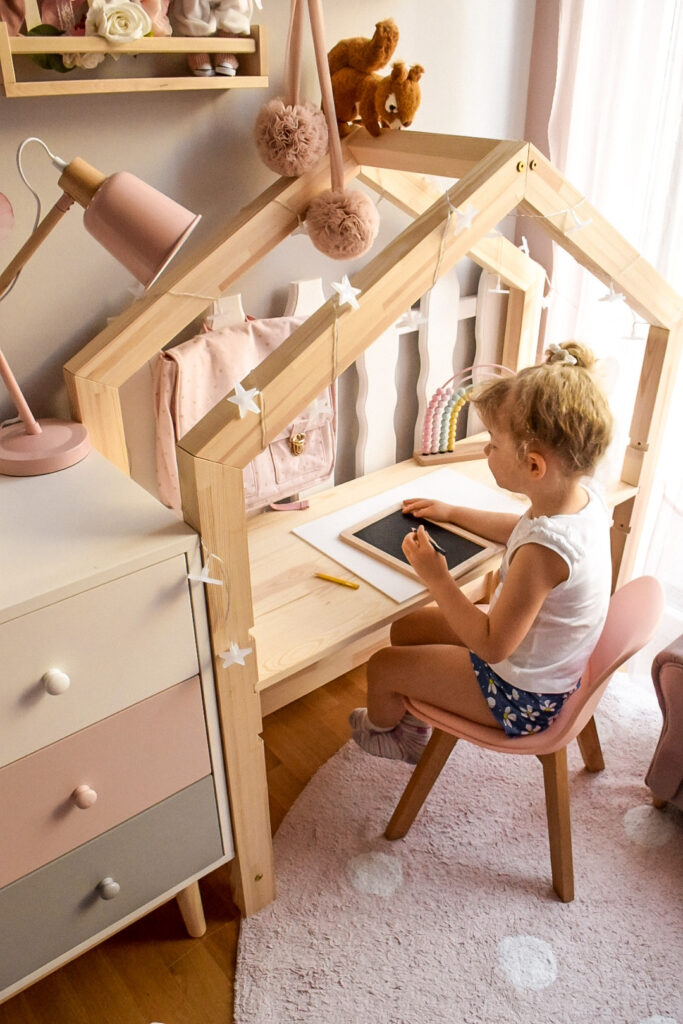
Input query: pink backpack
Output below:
<box><xmin>153</xmin><ymin>313</ymin><xmax>336</xmax><ymax>512</ymax></box>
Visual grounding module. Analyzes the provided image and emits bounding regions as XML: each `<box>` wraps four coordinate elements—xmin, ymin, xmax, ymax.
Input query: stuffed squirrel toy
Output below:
<box><xmin>328</xmin><ymin>19</ymin><xmax>424</xmax><ymax>137</ymax></box>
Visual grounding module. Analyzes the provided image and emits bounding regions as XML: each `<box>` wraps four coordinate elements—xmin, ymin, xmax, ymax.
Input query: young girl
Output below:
<box><xmin>350</xmin><ymin>341</ymin><xmax>614</xmax><ymax>764</ymax></box>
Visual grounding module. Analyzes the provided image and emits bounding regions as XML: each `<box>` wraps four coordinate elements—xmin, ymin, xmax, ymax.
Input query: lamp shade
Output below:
<box><xmin>83</xmin><ymin>172</ymin><xmax>201</xmax><ymax>288</ymax></box>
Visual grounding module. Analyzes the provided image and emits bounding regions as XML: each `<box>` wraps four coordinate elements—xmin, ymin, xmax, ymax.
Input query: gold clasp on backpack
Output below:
<box><xmin>289</xmin><ymin>431</ymin><xmax>306</xmax><ymax>455</ymax></box>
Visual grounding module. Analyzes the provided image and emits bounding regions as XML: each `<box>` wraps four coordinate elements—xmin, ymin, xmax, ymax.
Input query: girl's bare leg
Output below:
<box><xmin>366</xmin><ymin>642</ymin><xmax>501</xmax><ymax>730</ymax></box>
<box><xmin>390</xmin><ymin>604</ymin><xmax>463</xmax><ymax>647</ymax></box>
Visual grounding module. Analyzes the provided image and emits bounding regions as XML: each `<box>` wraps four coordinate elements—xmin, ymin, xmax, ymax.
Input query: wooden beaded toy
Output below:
<box><xmin>415</xmin><ymin>363</ymin><xmax>514</xmax><ymax>465</ymax></box>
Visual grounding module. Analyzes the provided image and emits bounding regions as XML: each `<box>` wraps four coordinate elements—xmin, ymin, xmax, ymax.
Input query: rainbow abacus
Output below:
<box><xmin>419</xmin><ymin>363</ymin><xmax>514</xmax><ymax>457</ymax></box>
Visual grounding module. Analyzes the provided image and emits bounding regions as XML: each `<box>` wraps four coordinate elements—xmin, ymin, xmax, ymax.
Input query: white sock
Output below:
<box><xmin>364</xmin><ymin>714</ymin><xmax>394</xmax><ymax>732</ymax></box>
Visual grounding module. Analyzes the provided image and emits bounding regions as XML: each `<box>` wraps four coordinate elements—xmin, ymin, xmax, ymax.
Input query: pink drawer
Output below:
<box><xmin>0</xmin><ymin>676</ymin><xmax>211</xmax><ymax>887</ymax></box>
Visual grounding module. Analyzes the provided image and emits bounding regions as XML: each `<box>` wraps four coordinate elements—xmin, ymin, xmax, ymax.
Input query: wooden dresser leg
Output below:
<box><xmin>176</xmin><ymin>881</ymin><xmax>207</xmax><ymax>937</ymax></box>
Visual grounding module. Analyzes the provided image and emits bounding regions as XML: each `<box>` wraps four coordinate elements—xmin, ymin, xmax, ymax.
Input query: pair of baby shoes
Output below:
<box><xmin>188</xmin><ymin>52</ymin><xmax>239</xmax><ymax>77</ymax></box>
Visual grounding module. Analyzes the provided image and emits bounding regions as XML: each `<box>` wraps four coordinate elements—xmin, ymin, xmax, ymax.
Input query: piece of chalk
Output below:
<box><xmin>314</xmin><ymin>572</ymin><xmax>360</xmax><ymax>589</ymax></box>
<box><xmin>411</xmin><ymin>527</ymin><xmax>447</xmax><ymax>555</ymax></box>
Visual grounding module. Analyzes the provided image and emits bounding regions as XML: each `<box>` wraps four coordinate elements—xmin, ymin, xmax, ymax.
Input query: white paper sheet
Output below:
<box><xmin>293</xmin><ymin>468</ymin><xmax>525</xmax><ymax>602</ymax></box>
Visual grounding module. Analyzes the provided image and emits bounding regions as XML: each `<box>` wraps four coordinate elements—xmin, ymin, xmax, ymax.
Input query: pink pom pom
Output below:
<box><xmin>305</xmin><ymin>189</ymin><xmax>380</xmax><ymax>260</ymax></box>
<box><xmin>254</xmin><ymin>98</ymin><xmax>329</xmax><ymax>178</ymax></box>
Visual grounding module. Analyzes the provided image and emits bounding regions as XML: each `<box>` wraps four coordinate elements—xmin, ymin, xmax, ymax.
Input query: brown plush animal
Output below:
<box><xmin>328</xmin><ymin>18</ymin><xmax>399</xmax><ymax>76</ymax></box>
<box><xmin>331</xmin><ymin>60</ymin><xmax>424</xmax><ymax>138</ymax></box>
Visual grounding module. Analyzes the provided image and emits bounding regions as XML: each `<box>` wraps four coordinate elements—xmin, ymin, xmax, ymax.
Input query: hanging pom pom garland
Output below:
<box><xmin>419</xmin><ymin>364</ymin><xmax>514</xmax><ymax>460</ymax></box>
<box><xmin>306</xmin><ymin>187</ymin><xmax>380</xmax><ymax>260</ymax></box>
<box><xmin>254</xmin><ymin>0</ymin><xmax>328</xmax><ymax>177</ymax></box>
<box><xmin>304</xmin><ymin>0</ymin><xmax>380</xmax><ymax>260</ymax></box>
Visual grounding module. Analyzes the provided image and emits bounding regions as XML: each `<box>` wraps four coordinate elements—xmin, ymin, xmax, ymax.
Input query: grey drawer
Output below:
<box><xmin>0</xmin><ymin>777</ymin><xmax>223</xmax><ymax>991</ymax></box>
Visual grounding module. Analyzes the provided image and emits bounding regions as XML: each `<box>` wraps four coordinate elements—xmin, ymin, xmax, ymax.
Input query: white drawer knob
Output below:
<box><xmin>72</xmin><ymin>784</ymin><xmax>98</xmax><ymax>809</ymax></box>
<box><xmin>98</xmin><ymin>877</ymin><xmax>121</xmax><ymax>900</ymax></box>
<box><xmin>42</xmin><ymin>669</ymin><xmax>71</xmax><ymax>695</ymax></box>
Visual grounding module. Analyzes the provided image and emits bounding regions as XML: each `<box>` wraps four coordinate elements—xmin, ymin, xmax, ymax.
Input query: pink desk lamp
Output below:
<box><xmin>0</xmin><ymin>139</ymin><xmax>201</xmax><ymax>477</ymax></box>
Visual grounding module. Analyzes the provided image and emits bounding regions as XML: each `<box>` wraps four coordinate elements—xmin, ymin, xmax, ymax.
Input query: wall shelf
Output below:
<box><xmin>0</xmin><ymin>22</ymin><xmax>267</xmax><ymax>96</ymax></box>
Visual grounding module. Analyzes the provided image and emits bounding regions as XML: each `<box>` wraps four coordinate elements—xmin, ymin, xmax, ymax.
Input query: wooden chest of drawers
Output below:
<box><xmin>0</xmin><ymin>451</ymin><xmax>233</xmax><ymax>1002</ymax></box>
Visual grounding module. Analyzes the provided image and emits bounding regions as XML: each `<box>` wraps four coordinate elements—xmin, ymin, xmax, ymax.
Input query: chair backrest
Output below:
<box><xmin>552</xmin><ymin>575</ymin><xmax>665</xmax><ymax>743</ymax></box>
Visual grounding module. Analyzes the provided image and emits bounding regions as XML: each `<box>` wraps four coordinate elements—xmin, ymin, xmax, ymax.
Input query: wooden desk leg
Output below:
<box><xmin>176</xmin><ymin>881</ymin><xmax>207</xmax><ymax>937</ymax></box>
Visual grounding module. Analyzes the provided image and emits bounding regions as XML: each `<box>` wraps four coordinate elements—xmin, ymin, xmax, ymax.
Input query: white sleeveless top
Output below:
<box><xmin>488</xmin><ymin>480</ymin><xmax>611</xmax><ymax>694</ymax></box>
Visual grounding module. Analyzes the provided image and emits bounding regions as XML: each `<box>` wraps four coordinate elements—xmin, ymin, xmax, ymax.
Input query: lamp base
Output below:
<box><xmin>0</xmin><ymin>419</ymin><xmax>90</xmax><ymax>476</ymax></box>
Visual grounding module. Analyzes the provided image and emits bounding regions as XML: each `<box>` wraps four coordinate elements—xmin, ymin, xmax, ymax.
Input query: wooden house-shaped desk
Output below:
<box><xmin>65</xmin><ymin>130</ymin><xmax>683</xmax><ymax>915</ymax></box>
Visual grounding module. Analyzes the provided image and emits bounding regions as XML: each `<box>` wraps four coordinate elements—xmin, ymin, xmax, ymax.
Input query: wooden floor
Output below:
<box><xmin>0</xmin><ymin>668</ymin><xmax>367</xmax><ymax>1024</ymax></box>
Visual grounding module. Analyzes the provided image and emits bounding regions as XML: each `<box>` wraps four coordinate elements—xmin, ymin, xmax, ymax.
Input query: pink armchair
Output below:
<box><xmin>646</xmin><ymin>633</ymin><xmax>683</xmax><ymax>810</ymax></box>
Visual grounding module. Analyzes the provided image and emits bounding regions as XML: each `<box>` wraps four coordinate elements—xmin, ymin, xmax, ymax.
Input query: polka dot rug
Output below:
<box><xmin>235</xmin><ymin>673</ymin><xmax>682</xmax><ymax>1023</ymax></box>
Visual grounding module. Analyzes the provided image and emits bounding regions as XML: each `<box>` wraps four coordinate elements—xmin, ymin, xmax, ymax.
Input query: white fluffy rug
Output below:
<box><xmin>235</xmin><ymin>673</ymin><xmax>682</xmax><ymax>1024</ymax></box>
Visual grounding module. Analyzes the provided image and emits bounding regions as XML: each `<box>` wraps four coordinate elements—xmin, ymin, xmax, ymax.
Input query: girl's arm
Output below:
<box><xmin>401</xmin><ymin>497</ymin><xmax>519</xmax><ymax>545</ymax></box>
<box><xmin>402</xmin><ymin>526</ymin><xmax>568</xmax><ymax>663</ymax></box>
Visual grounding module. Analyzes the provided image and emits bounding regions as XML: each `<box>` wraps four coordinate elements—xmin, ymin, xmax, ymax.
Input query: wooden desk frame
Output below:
<box><xmin>64</xmin><ymin>130</ymin><xmax>683</xmax><ymax>916</ymax></box>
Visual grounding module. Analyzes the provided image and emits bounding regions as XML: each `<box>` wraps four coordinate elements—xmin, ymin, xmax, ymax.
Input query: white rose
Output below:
<box><xmin>86</xmin><ymin>0</ymin><xmax>152</xmax><ymax>42</ymax></box>
<box><xmin>62</xmin><ymin>51</ymin><xmax>107</xmax><ymax>69</ymax></box>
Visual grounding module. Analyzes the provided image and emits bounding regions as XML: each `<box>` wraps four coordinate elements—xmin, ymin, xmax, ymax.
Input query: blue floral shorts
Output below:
<box><xmin>469</xmin><ymin>652</ymin><xmax>580</xmax><ymax>737</ymax></box>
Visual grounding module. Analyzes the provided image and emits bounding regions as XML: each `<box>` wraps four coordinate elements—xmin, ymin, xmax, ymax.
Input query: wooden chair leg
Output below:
<box><xmin>176</xmin><ymin>881</ymin><xmax>207</xmax><ymax>937</ymax></box>
<box><xmin>576</xmin><ymin>715</ymin><xmax>605</xmax><ymax>772</ymax></box>
<box><xmin>538</xmin><ymin>748</ymin><xmax>574</xmax><ymax>902</ymax></box>
<box><xmin>385</xmin><ymin>730</ymin><xmax>458</xmax><ymax>840</ymax></box>
<box><xmin>650</xmin><ymin>790</ymin><xmax>668</xmax><ymax>809</ymax></box>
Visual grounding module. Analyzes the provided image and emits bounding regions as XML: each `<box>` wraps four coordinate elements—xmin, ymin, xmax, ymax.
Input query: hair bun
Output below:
<box><xmin>545</xmin><ymin>341</ymin><xmax>595</xmax><ymax>370</ymax></box>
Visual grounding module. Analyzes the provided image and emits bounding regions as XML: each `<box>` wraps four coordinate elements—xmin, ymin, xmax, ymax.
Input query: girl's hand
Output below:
<box><xmin>402</xmin><ymin>497</ymin><xmax>453</xmax><ymax>523</ymax></box>
<box><xmin>402</xmin><ymin>525</ymin><xmax>448</xmax><ymax>585</ymax></box>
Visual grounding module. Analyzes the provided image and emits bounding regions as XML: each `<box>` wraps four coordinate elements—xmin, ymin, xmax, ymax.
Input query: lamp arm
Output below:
<box><xmin>0</xmin><ymin>193</ymin><xmax>74</xmax><ymax>298</ymax></box>
<box><xmin>0</xmin><ymin>346</ymin><xmax>41</xmax><ymax>434</ymax></box>
<box><xmin>0</xmin><ymin>192</ymin><xmax>75</xmax><ymax>436</ymax></box>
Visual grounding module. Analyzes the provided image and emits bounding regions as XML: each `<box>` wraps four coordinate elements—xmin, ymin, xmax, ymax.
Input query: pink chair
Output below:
<box><xmin>385</xmin><ymin>576</ymin><xmax>665</xmax><ymax>902</ymax></box>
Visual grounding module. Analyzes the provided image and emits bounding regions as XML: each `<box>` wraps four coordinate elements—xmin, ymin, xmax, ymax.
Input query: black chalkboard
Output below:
<box><xmin>341</xmin><ymin>504</ymin><xmax>498</xmax><ymax>581</ymax></box>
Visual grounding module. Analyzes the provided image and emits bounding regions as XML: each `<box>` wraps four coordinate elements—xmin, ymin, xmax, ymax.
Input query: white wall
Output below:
<box><xmin>0</xmin><ymin>0</ymin><xmax>536</xmax><ymax>459</ymax></box>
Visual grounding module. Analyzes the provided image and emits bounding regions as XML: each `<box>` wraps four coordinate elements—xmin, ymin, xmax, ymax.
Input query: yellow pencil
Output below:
<box><xmin>314</xmin><ymin>572</ymin><xmax>360</xmax><ymax>590</ymax></box>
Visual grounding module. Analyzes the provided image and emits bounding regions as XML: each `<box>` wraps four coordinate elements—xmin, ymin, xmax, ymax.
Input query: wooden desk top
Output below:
<box><xmin>249</xmin><ymin>459</ymin><xmax>508</xmax><ymax>690</ymax></box>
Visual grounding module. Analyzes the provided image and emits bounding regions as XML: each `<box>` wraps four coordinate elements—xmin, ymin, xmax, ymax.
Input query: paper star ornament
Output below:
<box><xmin>598</xmin><ymin>281</ymin><xmax>625</xmax><ymax>304</ymax></box>
<box><xmin>218</xmin><ymin>642</ymin><xmax>253</xmax><ymax>668</ymax></box>
<box><xmin>187</xmin><ymin>564</ymin><xmax>222</xmax><ymax>586</ymax></box>
<box><xmin>228</xmin><ymin>380</ymin><xmax>260</xmax><ymax>418</ymax></box>
<box><xmin>331</xmin><ymin>275</ymin><xmax>361</xmax><ymax>309</ymax></box>
<box><xmin>395</xmin><ymin>308</ymin><xmax>427</xmax><ymax>331</ymax></box>
<box><xmin>565</xmin><ymin>206</ymin><xmax>592</xmax><ymax>233</ymax></box>
<box><xmin>452</xmin><ymin>203</ymin><xmax>478</xmax><ymax>235</ymax></box>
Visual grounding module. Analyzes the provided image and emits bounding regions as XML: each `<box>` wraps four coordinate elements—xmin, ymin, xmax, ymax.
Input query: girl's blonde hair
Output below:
<box><xmin>471</xmin><ymin>341</ymin><xmax>613</xmax><ymax>474</ymax></box>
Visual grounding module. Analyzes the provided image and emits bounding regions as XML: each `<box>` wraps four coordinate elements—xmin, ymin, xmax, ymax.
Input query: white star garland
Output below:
<box><xmin>599</xmin><ymin>280</ymin><xmax>626</xmax><ymax>304</ymax></box>
<box><xmin>218</xmin><ymin>642</ymin><xmax>253</xmax><ymax>668</ymax></box>
<box><xmin>331</xmin><ymin>275</ymin><xmax>361</xmax><ymax>310</ymax></box>
<box><xmin>452</xmin><ymin>203</ymin><xmax>478</xmax><ymax>235</ymax></box>
<box><xmin>187</xmin><ymin>563</ymin><xmax>222</xmax><ymax>586</ymax></box>
<box><xmin>228</xmin><ymin>380</ymin><xmax>261</xmax><ymax>418</ymax></box>
<box><xmin>565</xmin><ymin>205</ymin><xmax>593</xmax><ymax>233</ymax></box>
<box><xmin>395</xmin><ymin>308</ymin><xmax>427</xmax><ymax>332</ymax></box>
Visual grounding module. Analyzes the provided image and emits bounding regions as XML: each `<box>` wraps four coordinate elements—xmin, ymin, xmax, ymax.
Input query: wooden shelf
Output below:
<box><xmin>0</xmin><ymin>21</ymin><xmax>267</xmax><ymax>96</ymax></box>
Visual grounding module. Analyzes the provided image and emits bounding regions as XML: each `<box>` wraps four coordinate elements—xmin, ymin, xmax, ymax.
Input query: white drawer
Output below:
<box><xmin>1</xmin><ymin>555</ymin><xmax>199</xmax><ymax>767</ymax></box>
